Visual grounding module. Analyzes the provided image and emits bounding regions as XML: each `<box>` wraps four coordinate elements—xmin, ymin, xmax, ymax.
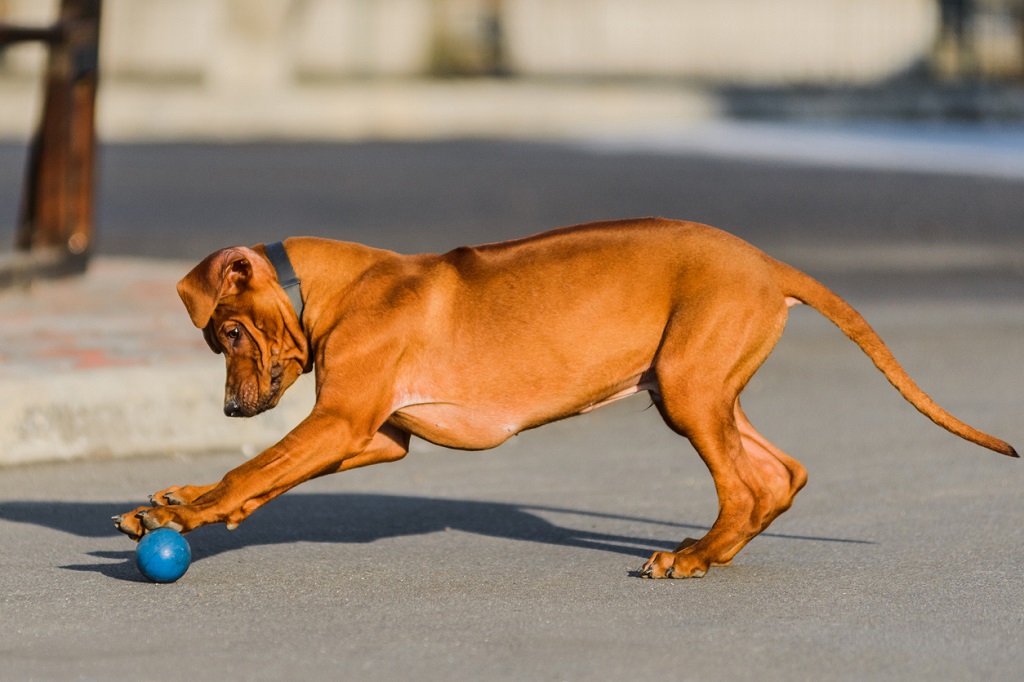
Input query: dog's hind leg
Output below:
<box><xmin>668</xmin><ymin>401</ymin><xmax>806</xmax><ymax>566</ymax></box>
<box><xmin>641</xmin><ymin>284</ymin><xmax>797</xmax><ymax>578</ymax></box>
<box><xmin>719</xmin><ymin>400</ymin><xmax>807</xmax><ymax>563</ymax></box>
<box><xmin>733</xmin><ymin>400</ymin><xmax>807</xmax><ymax>524</ymax></box>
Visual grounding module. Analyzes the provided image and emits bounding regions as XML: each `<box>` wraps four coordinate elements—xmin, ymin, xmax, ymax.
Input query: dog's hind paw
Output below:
<box><xmin>640</xmin><ymin>551</ymin><xmax>708</xmax><ymax>579</ymax></box>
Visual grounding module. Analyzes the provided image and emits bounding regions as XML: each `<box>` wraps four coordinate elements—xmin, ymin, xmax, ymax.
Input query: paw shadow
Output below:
<box><xmin>0</xmin><ymin>493</ymin><xmax>871</xmax><ymax>582</ymax></box>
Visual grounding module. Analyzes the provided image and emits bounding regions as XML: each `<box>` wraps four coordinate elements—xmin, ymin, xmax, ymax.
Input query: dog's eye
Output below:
<box><xmin>226</xmin><ymin>327</ymin><xmax>241</xmax><ymax>341</ymax></box>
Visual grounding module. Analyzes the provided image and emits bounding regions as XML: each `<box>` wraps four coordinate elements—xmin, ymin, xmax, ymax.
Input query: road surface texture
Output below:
<box><xmin>1</xmin><ymin>126</ymin><xmax>1023</xmax><ymax>680</ymax></box>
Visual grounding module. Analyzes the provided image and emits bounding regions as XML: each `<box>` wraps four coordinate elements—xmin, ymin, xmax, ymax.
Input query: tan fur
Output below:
<box><xmin>114</xmin><ymin>218</ymin><xmax>1016</xmax><ymax>578</ymax></box>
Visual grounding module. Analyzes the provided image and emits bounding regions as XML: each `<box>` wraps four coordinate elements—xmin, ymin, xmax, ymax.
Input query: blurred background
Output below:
<box><xmin>4</xmin><ymin>0</ymin><xmax>1024</xmax><ymax>138</ymax></box>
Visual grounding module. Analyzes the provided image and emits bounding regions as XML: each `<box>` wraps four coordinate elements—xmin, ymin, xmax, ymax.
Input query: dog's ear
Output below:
<box><xmin>177</xmin><ymin>247</ymin><xmax>263</xmax><ymax>328</ymax></box>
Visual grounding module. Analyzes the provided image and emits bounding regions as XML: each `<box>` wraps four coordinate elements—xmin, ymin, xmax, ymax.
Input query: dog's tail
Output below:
<box><xmin>769</xmin><ymin>258</ymin><xmax>1018</xmax><ymax>458</ymax></box>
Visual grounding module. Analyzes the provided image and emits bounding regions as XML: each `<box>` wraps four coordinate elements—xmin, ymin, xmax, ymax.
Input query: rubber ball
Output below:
<box><xmin>135</xmin><ymin>528</ymin><xmax>191</xmax><ymax>583</ymax></box>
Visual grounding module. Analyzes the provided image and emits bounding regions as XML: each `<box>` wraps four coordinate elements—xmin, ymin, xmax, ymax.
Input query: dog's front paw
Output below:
<box><xmin>113</xmin><ymin>506</ymin><xmax>185</xmax><ymax>540</ymax></box>
<box><xmin>149</xmin><ymin>483</ymin><xmax>216</xmax><ymax>507</ymax></box>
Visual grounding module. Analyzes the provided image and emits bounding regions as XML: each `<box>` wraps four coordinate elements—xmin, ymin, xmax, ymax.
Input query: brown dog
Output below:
<box><xmin>114</xmin><ymin>218</ymin><xmax>1017</xmax><ymax>578</ymax></box>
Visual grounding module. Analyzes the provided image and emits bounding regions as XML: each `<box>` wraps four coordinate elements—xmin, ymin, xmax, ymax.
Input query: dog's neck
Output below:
<box><xmin>265</xmin><ymin>238</ymin><xmax>408</xmax><ymax>368</ymax></box>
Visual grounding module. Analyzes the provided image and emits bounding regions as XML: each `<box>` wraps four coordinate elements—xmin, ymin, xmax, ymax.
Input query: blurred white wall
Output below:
<box><xmin>1</xmin><ymin>0</ymin><xmax>941</xmax><ymax>85</ymax></box>
<box><xmin>504</xmin><ymin>0</ymin><xmax>938</xmax><ymax>84</ymax></box>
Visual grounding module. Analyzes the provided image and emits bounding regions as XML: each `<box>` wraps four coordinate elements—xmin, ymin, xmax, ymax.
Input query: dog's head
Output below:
<box><xmin>177</xmin><ymin>246</ymin><xmax>310</xmax><ymax>418</ymax></box>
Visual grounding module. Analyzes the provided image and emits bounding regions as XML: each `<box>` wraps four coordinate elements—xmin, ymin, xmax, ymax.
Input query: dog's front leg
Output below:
<box><xmin>114</xmin><ymin>417</ymin><xmax>409</xmax><ymax>540</ymax></box>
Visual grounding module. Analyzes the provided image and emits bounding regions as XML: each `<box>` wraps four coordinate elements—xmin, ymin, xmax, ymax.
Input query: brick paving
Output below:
<box><xmin>0</xmin><ymin>258</ymin><xmax>208</xmax><ymax>379</ymax></box>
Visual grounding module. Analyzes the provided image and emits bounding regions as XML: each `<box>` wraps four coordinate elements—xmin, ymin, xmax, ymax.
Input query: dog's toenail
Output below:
<box><xmin>666</xmin><ymin>568</ymin><xmax>675</xmax><ymax>578</ymax></box>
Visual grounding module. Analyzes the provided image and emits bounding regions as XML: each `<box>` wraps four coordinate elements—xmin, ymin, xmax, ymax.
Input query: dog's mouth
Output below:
<box><xmin>252</xmin><ymin>363</ymin><xmax>285</xmax><ymax>414</ymax></box>
<box><xmin>262</xmin><ymin>364</ymin><xmax>285</xmax><ymax>406</ymax></box>
<box><xmin>226</xmin><ymin>363</ymin><xmax>285</xmax><ymax>418</ymax></box>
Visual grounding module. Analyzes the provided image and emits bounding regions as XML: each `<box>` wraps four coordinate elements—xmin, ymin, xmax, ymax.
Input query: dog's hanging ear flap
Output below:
<box><xmin>177</xmin><ymin>247</ymin><xmax>262</xmax><ymax>328</ymax></box>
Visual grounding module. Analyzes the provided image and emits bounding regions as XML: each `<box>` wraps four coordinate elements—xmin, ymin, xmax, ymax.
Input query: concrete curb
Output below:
<box><xmin>0</xmin><ymin>256</ymin><xmax>315</xmax><ymax>467</ymax></box>
<box><xmin>0</xmin><ymin>363</ymin><xmax>315</xmax><ymax>466</ymax></box>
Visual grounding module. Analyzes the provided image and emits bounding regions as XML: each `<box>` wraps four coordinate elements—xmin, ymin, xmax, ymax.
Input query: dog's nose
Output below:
<box><xmin>224</xmin><ymin>399</ymin><xmax>244</xmax><ymax>417</ymax></box>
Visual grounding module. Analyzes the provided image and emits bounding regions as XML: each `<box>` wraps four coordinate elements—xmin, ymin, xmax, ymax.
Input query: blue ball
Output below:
<box><xmin>135</xmin><ymin>528</ymin><xmax>191</xmax><ymax>583</ymax></box>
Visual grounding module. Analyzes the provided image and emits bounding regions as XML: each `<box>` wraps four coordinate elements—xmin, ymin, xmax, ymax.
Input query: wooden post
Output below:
<box><xmin>0</xmin><ymin>0</ymin><xmax>101</xmax><ymax>286</ymax></box>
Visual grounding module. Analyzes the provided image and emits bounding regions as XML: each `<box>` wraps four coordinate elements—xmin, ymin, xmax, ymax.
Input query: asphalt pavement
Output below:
<box><xmin>1</xmin><ymin>128</ymin><xmax>1023</xmax><ymax>680</ymax></box>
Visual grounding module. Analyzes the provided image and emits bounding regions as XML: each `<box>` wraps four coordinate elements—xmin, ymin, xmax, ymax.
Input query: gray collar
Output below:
<box><xmin>264</xmin><ymin>241</ymin><xmax>304</xmax><ymax>324</ymax></box>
